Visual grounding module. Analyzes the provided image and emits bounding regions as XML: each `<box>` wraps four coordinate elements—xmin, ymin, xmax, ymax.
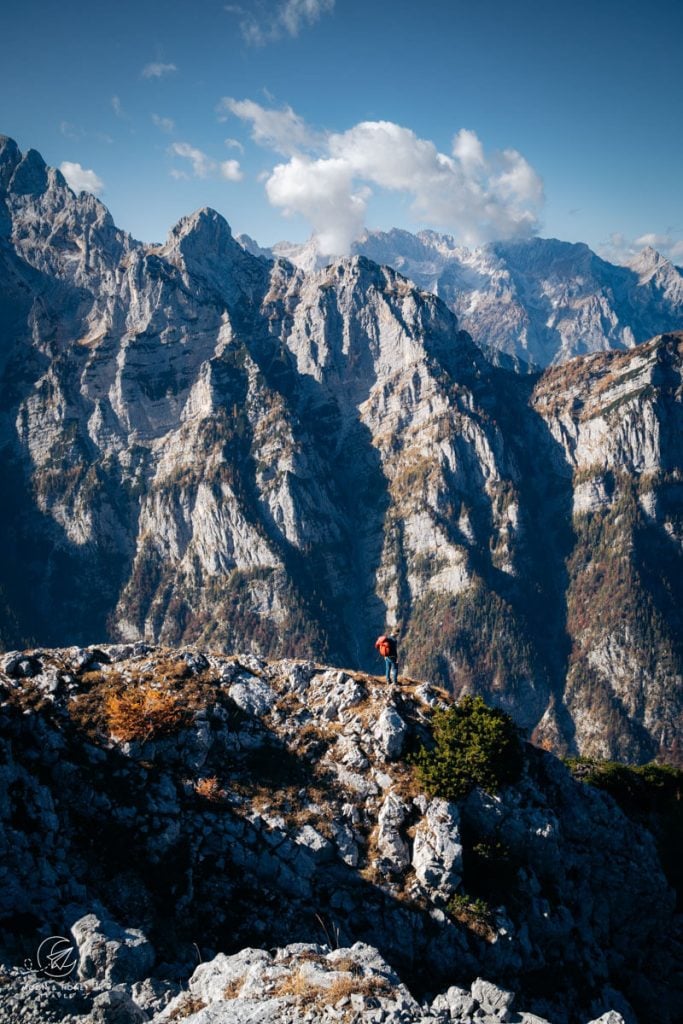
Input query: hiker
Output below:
<box><xmin>375</xmin><ymin>631</ymin><xmax>398</xmax><ymax>685</ymax></box>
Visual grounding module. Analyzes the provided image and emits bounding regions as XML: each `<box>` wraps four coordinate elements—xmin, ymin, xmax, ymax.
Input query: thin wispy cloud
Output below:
<box><xmin>60</xmin><ymin>122</ymin><xmax>113</xmax><ymax>145</ymax></box>
<box><xmin>60</xmin><ymin>161</ymin><xmax>104</xmax><ymax>196</ymax></box>
<box><xmin>142</xmin><ymin>62</ymin><xmax>178</xmax><ymax>79</ymax></box>
<box><xmin>225</xmin><ymin>0</ymin><xmax>335</xmax><ymax>46</ymax></box>
<box><xmin>217</xmin><ymin>97</ymin><xmax>321</xmax><ymax>156</ymax></box>
<box><xmin>169</xmin><ymin>142</ymin><xmax>243</xmax><ymax>182</ymax></box>
<box><xmin>225</xmin><ymin>137</ymin><xmax>245</xmax><ymax>154</ymax></box>
<box><xmin>152</xmin><ymin>114</ymin><xmax>176</xmax><ymax>133</ymax></box>
<box><xmin>223</xmin><ymin>98</ymin><xmax>545</xmax><ymax>256</ymax></box>
<box><xmin>111</xmin><ymin>95</ymin><xmax>126</xmax><ymax>119</ymax></box>
<box><xmin>59</xmin><ymin>121</ymin><xmax>83</xmax><ymax>140</ymax></box>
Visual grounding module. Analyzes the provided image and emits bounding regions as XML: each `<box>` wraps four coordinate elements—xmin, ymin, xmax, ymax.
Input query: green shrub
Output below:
<box><xmin>412</xmin><ymin>695</ymin><xmax>524</xmax><ymax>801</ymax></box>
<box><xmin>447</xmin><ymin>892</ymin><xmax>496</xmax><ymax>938</ymax></box>
<box><xmin>566</xmin><ymin>757</ymin><xmax>683</xmax><ymax>907</ymax></box>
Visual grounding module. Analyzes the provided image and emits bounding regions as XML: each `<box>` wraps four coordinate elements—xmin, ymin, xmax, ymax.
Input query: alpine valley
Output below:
<box><xmin>1</xmin><ymin>134</ymin><xmax>682</xmax><ymax>767</ymax></box>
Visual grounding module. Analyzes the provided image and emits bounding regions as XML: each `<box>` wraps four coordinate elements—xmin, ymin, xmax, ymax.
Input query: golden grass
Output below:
<box><xmin>166</xmin><ymin>993</ymin><xmax>207</xmax><ymax>1020</ymax></box>
<box><xmin>103</xmin><ymin>684</ymin><xmax>187</xmax><ymax>742</ymax></box>
<box><xmin>272</xmin><ymin>965</ymin><xmax>392</xmax><ymax>1008</ymax></box>
<box><xmin>194</xmin><ymin>776</ymin><xmax>227</xmax><ymax>803</ymax></box>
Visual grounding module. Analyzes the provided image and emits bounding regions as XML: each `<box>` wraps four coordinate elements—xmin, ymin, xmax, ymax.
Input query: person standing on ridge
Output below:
<box><xmin>375</xmin><ymin>631</ymin><xmax>399</xmax><ymax>686</ymax></box>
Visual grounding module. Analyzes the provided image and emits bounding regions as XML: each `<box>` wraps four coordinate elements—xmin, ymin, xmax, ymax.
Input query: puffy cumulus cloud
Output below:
<box><xmin>142</xmin><ymin>62</ymin><xmax>177</xmax><ymax>79</ymax></box>
<box><xmin>226</xmin><ymin>0</ymin><xmax>334</xmax><ymax>46</ymax></box>
<box><xmin>220</xmin><ymin>159</ymin><xmax>243</xmax><ymax>181</ymax></box>
<box><xmin>218</xmin><ymin>97</ymin><xmax>319</xmax><ymax>156</ymax></box>
<box><xmin>60</xmin><ymin>162</ymin><xmax>104</xmax><ymax>196</ymax></box>
<box><xmin>169</xmin><ymin>142</ymin><xmax>242</xmax><ymax>183</ymax></box>
<box><xmin>600</xmin><ymin>231</ymin><xmax>683</xmax><ymax>265</ymax></box>
<box><xmin>266</xmin><ymin>156</ymin><xmax>369</xmax><ymax>255</ymax></box>
<box><xmin>152</xmin><ymin>114</ymin><xmax>175</xmax><ymax>133</ymax></box>
<box><xmin>226</xmin><ymin>99</ymin><xmax>544</xmax><ymax>256</ymax></box>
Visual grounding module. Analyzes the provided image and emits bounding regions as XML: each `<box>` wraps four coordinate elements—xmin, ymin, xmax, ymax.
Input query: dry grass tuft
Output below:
<box><xmin>103</xmin><ymin>684</ymin><xmax>187</xmax><ymax>742</ymax></box>
<box><xmin>194</xmin><ymin>776</ymin><xmax>227</xmax><ymax>803</ymax></box>
<box><xmin>166</xmin><ymin>993</ymin><xmax>206</xmax><ymax>1020</ymax></box>
<box><xmin>222</xmin><ymin>977</ymin><xmax>244</xmax><ymax>1000</ymax></box>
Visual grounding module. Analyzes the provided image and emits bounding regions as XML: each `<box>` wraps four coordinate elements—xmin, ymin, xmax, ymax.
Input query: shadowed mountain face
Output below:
<box><xmin>0</xmin><ymin>135</ymin><xmax>681</xmax><ymax>764</ymax></box>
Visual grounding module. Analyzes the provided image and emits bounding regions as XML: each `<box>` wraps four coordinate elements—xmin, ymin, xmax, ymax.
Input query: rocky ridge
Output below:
<box><xmin>0</xmin><ymin>135</ymin><xmax>682</xmax><ymax>764</ymax></box>
<box><xmin>238</xmin><ymin>228</ymin><xmax>683</xmax><ymax>368</ymax></box>
<box><xmin>1</xmin><ymin>644</ymin><xmax>679</xmax><ymax>1023</ymax></box>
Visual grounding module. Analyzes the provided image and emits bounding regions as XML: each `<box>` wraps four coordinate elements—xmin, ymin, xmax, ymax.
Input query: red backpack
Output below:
<box><xmin>376</xmin><ymin>635</ymin><xmax>396</xmax><ymax>658</ymax></box>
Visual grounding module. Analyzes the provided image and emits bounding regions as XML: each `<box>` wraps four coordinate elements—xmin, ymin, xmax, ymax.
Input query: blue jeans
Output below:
<box><xmin>385</xmin><ymin>657</ymin><xmax>398</xmax><ymax>684</ymax></box>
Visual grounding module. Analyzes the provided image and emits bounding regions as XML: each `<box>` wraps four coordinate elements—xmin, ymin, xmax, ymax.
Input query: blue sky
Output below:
<box><xmin>2</xmin><ymin>0</ymin><xmax>682</xmax><ymax>261</ymax></box>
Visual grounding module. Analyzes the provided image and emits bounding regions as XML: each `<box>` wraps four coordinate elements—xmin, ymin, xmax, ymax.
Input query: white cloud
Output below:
<box><xmin>152</xmin><ymin>113</ymin><xmax>175</xmax><ymax>133</ymax></box>
<box><xmin>169</xmin><ymin>142</ymin><xmax>242</xmax><ymax>183</ymax></box>
<box><xmin>170</xmin><ymin>142</ymin><xmax>214</xmax><ymax>178</ymax></box>
<box><xmin>225</xmin><ymin>0</ymin><xmax>334</xmax><ymax>46</ymax></box>
<box><xmin>60</xmin><ymin>161</ymin><xmax>104</xmax><ymax>195</ymax></box>
<box><xmin>220</xmin><ymin>159</ymin><xmax>243</xmax><ymax>181</ymax></box>
<box><xmin>59</xmin><ymin>121</ymin><xmax>83</xmax><ymax>140</ymax></box>
<box><xmin>599</xmin><ymin>231</ymin><xmax>683</xmax><ymax>265</ymax></box>
<box><xmin>224</xmin><ymin>137</ymin><xmax>245</xmax><ymax>153</ymax></box>
<box><xmin>111</xmin><ymin>95</ymin><xmax>126</xmax><ymax>118</ymax></box>
<box><xmin>142</xmin><ymin>62</ymin><xmax>177</xmax><ymax>79</ymax></box>
<box><xmin>218</xmin><ymin>97</ymin><xmax>319</xmax><ymax>156</ymax></box>
<box><xmin>226</xmin><ymin>99</ymin><xmax>545</xmax><ymax>256</ymax></box>
<box><xmin>266</xmin><ymin>156</ymin><xmax>369</xmax><ymax>254</ymax></box>
<box><xmin>279</xmin><ymin>0</ymin><xmax>334</xmax><ymax>37</ymax></box>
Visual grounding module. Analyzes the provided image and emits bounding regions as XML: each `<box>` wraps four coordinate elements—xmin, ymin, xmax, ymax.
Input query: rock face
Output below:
<box><xmin>0</xmin><ymin>645</ymin><xmax>680</xmax><ymax>1024</ymax></box>
<box><xmin>241</xmin><ymin>227</ymin><xmax>683</xmax><ymax>368</ymax></box>
<box><xmin>0</xmin><ymin>135</ymin><xmax>682</xmax><ymax>764</ymax></box>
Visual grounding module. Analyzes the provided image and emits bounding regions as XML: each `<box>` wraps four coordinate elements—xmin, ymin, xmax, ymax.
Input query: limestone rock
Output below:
<box><xmin>70</xmin><ymin>910</ymin><xmax>155</xmax><ymax>985</ymax></box>
<box><xmin>412</xmin><ymin>798</ymin><xmax>462</xmax><ymax>897</ymax></box>
<box><xmin>373</xmin><ymin>707</ymin><xmax>408</xmax><ymax>760</ymax></box>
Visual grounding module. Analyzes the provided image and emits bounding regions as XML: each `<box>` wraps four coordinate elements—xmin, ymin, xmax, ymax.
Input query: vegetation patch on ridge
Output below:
<box><xmin>411</xmin><ymin>694</ymin><xmax>524</xmax><ymax>801</ymax></box>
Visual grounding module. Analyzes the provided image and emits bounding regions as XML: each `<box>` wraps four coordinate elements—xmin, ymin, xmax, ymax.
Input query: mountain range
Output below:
<box><xmin>238</xmin><ymin>229</ymin><xmax>683</xmax><ymax>368</ymax></box>
<box><xmin>0</xmin><ymin>134</ymin><xmax>681</xmax><ymax>765</ymax></box>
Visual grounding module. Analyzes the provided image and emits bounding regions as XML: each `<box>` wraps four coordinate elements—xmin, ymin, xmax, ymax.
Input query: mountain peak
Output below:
<box><xmin>0</xmin><ymin>134</ymin><xmax>22</xmax><ymax>190</ymax></box>
<box><xmin>7</xmin><ymin>145</ymin><xmax>48</xmax><ymax>197</ymax></box>
<box><xmin>168</xmin><ymin>206</ymin><xmax>233</xmax><ymax>244</ymax></box>
<box><xmin>631</xmin><ymin>244</ymin><xmax>667</xmax><ymax>269</ymax></box>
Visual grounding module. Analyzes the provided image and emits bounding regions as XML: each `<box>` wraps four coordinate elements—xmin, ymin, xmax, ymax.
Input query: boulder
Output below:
<box><xmin>228</xmin><ymin>677</ymin><xmax>277</xmax><ymax>717</ymax></box>
<box><xmin>188</xmin><ymin>947</ymin><xmax>271</xmax><ymax>1004</ymax></box>
<box><xmin>376</xmin><ymin>792</ymin><xmax>411</xmax><ymax>872</ymax></box>
<box><xmin>90</xmin><ymin>989</ymin><xmax>148</xmax><ymax>1024</ymax></box>
<box><xmin>295</xmin><ymin>824</ymin><xmax>335</xmax><ymax>863</ymax></box>
<box><xmin>430</xmin><ymin>983</ymin><xmax>476</xmax><ymax>1018</ymax></box>
<box><xmin>71</xmin><ymin>910</ymin><xmax>155</xmax><ymax>985</ymax></box>
<box><xmin>373</xmin><ymin>707</ymin><xmax>408</xmax><ymax>759</ymax></box>
<box><xmin>2</xmin><ymin>652</ymin><xmax>42</xmax><ymax>678</ymax></box>
<box><xmin>471</xmin><ymin>977</ymin><xmax>515</xmax><ymax>1020</ymax></box>
<box><xmin>412</xmin><ymin>799</ymin><xmax>462</xmax><ymax>897</ymax></box>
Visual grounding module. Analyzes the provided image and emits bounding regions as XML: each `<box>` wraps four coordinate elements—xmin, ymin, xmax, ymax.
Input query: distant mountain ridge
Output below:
<box><xmin>1</xmin><ymin>134</ymin><xmax>682</xmax><ymax>765</ymax></box>
<box><xmin>237</xmin><ymin>228</ymin><xmax>683</xmax><ymax>368</ymax></box>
